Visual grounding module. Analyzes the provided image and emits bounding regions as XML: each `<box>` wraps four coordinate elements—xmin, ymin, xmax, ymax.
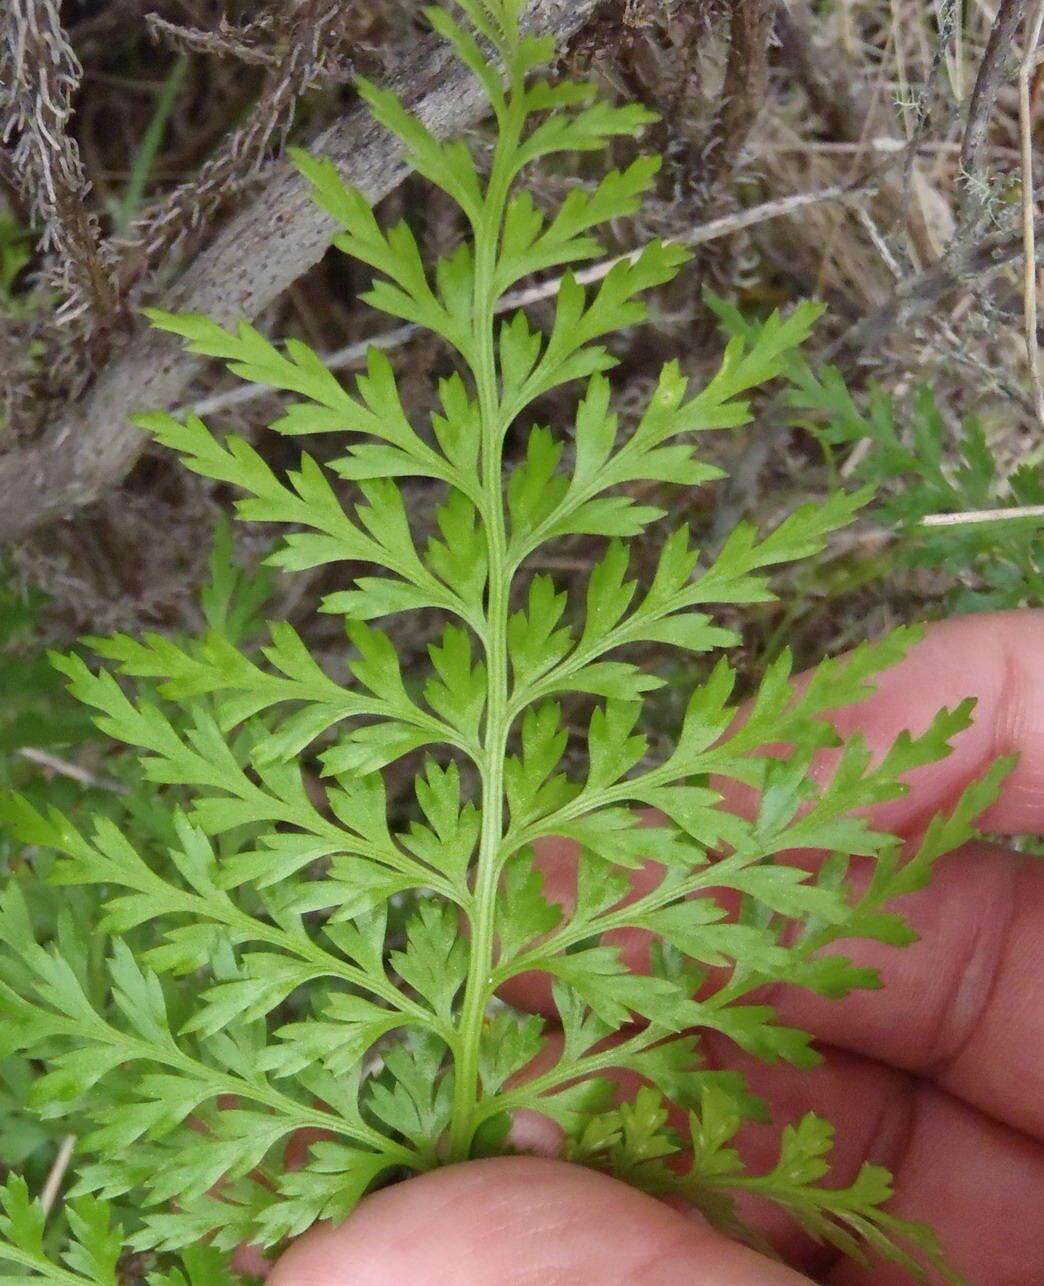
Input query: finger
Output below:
<box><xmin>700</xmin><ymin>610</ymin><xmax>1044</xmax><ymax>841</ymax></box>
<box><xmin>700</xmin><ymin>1036</ymin><xmax>1044</xmax><ymax>1285</ymax></box>
<box><xmin>704</xmin><ymin>1035</ymin><xmax>1044</xmax><ymax>1286</ymax></box>
<box><xmin>266</xmin><ymin>1044</ymin><xmax>1044</xmax><ymax>1285</ymax></box>
<box><xmin>510</xmin><ymin>1033</ymin><xmax>1044</xmax><ymax>1283</ymax></box>
<box><xmin>507</xmin><ymin>614</ymin><xmax>1044</xmax><ymax>1132</ymax></box>
<box><xmin>508</xmin><ymin>610</ymin><xmax>1044</xmax><ymax>1010</ymax></box>
<box><xmin>267</xmin><ymin>1157</ymin><xmax>813</xmax><ymax>1285</ymax></box>
<box><xmin>810</xmin><ymin>609</ymin><xmax>1044</xmax><ymax>836</ymax></box>
<box><xmin>821</xmin><ymin>1083</ymin><xmax>1044</xmax><ymax>1286</ymax></box>
<box><xmin>514</xmin><ymin>1033</ymin><xmax>911</xmax><ymax>1273</ymax></box>
<box><xmin>763</xmin><ymin>839</ymin><xmax>1044</xmax><ymax>1140</ymax></box>
<box><xmin>512</xmin><ymin>833</ymin><xmax>1044</xmax><ymax>1140</ymax></box>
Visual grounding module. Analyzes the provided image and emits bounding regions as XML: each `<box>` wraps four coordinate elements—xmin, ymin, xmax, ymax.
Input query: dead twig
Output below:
<box><xmin>697</xmin><ymin>0</ymin><xmax>772</xmax><ymax>199</ymax></box>
<box><xmin>1019</xmin><ymin>0</ymin><xmax>1044</xmax><ymax>425</ymax></box>
<box><xmin>39</xmin><ymin>1133</ymin><xmax>76</xmax><ymax>1219</ymax></box>
<box><xmin>772</xmin><ymin>0</ymin><xmax>867</xmax><ymax>144</ymax></box>
<box><xmin>959</xmin><ymin>0</ymin><xmax>1027</xmax><ymax>228</ymax></box>
<box><xmin>920</xmin><ymin>504</ymin><xmax>1044</xmax><ymax>527</ymax></box>
<box><xmin>827</xmin><ymin>212</ymin><xmax>1040</xmax><ymax>360</ymax></box>
<box><xmin>18</xmin><ymin>746</ymin><xmax>129</xmax><ymax>794</ymax></box>
<box><xmin>145</xmin><ymin>13</ymin><xmax>280</xmax><ymax>69</ymax></box>
<box><xmin>0</xmin><ymin>0</ymin><xmax>118</xmax><ymax>324</ymax></box>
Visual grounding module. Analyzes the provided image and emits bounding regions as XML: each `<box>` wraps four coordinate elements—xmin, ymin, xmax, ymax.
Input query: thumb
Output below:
<box><xmin>267</xmin><ymin>1156</ymin><xmax>812</xmax><ymax>1285</ymax></box>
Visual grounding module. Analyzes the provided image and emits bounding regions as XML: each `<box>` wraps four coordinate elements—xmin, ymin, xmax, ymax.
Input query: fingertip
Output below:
<box><xmin>267</xmin><ymin>1157</ymin><xmax>813</xmax><ymax>1285</ymax></box>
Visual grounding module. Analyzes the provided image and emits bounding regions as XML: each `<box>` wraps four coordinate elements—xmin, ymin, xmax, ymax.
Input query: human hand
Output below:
<box><xmin>268</xmin><ymin>612</ymin><xmax>1044</xmax><ymax>1285</ymax></box>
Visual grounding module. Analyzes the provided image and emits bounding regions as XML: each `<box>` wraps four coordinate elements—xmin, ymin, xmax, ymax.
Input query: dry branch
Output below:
<box><xmin>959</xmin><ymin>0</ymin><xmax>1026</xmax><ymax>225</ymax></box>
<box><xmin>829</xmin><ymin>214</ymin><xmax>1044</xmax><ymax>360</ymax></box>
<box><xmin>118</xmin><ymin>0</ymin><xmax>353</xmax><ymax>282</ymax></box>
<box><xmin>0</xmin><ymin>0</ymin><xmax>604</xmax><ymax>545</ymax></box>
<box><xmin>1019</xmin><ymin>0</ymin><xmax>1044</xmax><ymax>425</ymax></box>
<box><xmin>0</xmin><ymin>0</ymin><xmax>118</xmax><ymax>324</ymax></box>
<box><xmin>698</xmin><ymin>0</ymin><xmax>772</xmax><ymax>197</ymax></box>
<box><xmin>772</xmin><ymin>0</ymin><xmax>868</xmax><ymax>144</ymax></box>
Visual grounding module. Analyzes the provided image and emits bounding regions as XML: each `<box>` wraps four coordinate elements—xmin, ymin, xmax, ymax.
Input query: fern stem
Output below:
<box><xmin>447</xmin><ymin>268</ymin><xmax>510</xmax><ymax>1161</ymax></box>
<box><xmin>447</xmin><ymin>67</ymin><xmax>525</xmax><ymax>1159</ymax></box>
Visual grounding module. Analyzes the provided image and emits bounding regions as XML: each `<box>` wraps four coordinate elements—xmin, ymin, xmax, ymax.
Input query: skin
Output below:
<box><xmin>268</xmin><ymin>611</ymin><xmax>1044</xmax><ymax>1285</ymax></box>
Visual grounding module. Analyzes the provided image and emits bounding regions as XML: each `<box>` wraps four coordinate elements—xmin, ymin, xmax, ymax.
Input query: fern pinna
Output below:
<box><xmin>0</xmin><ymin>2</ymin><xmax>1005</xmax><ymax>1281</ymax></box>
